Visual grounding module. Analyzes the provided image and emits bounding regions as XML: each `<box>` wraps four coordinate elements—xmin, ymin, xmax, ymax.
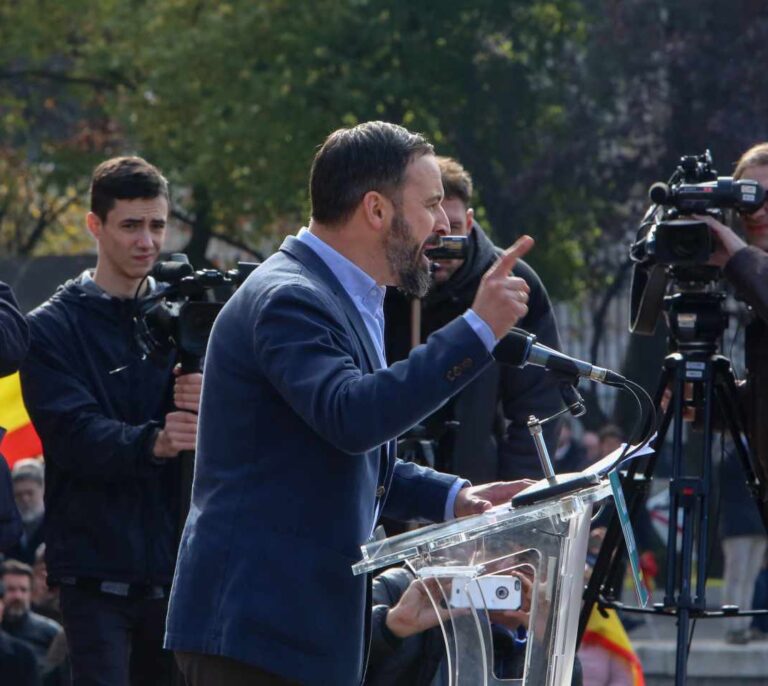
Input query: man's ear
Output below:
<box><xmin>466</xmin><ymin>208</ymin><xmax>475</xmax><ymax>234</ymax></box>
<box><xmin>86</xmin><ymin>212</ymin><xmax>102</xmax><ymax>241</ymax></box>
<box><xmin>361</xmin><ymin>190</ymin><xmax>391</xmax><ymax>231</ymax></box>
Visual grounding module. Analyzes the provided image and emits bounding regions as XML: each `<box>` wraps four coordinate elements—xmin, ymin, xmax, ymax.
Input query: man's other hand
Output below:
<box><xmin>454</xmin><ymin>480</ymin><xmax>535</xmax><ymax>518</ymax></box>
<box><xmin>153</xmin><ymin>411</ymin><xmax>198</xmax><ymax>458</ymax></box>
<box><xmin>174</xmin><ymin>367</ymin><xmax>203</xmax><ymax>412</ymax></box>
<box><xmin>472</xmin><ymin>236</ymin><xmax>534</xmax><ymax>339</ymax></box>
<box><xmin>385</xmin><ymin>577</ymin><xmax>453</xmax><ymax>639</ymax></box>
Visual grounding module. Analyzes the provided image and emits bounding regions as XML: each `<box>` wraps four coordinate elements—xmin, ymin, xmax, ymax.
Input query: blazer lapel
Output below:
<box><xmin>280</xmin><ymin>235</ymin><xmax>382</xmax><ymax>372</ymax></box>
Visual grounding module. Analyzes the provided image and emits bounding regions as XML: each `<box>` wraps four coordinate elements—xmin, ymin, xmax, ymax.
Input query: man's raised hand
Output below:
<box><xmin>472</xmin><ymin>236</ymin><xmax>535</xmax><ymax>339</ymax></box>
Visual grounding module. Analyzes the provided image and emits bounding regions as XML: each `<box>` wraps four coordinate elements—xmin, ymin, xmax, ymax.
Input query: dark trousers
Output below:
<box><xmin>175</xmin><ymin>651</ymin><xmax>301</xmax><ymax>686</ymax></box>
<box><xmin>59</xmin><ymin>585</ymin><xmax>173</xmax><ymax>686</ymax></box>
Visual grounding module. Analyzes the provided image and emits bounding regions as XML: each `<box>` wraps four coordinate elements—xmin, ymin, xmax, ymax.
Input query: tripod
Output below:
<box><xmin>579</xmin><ymin>288</ymin><xmax>768</xmax><ymax>685</ymax></box>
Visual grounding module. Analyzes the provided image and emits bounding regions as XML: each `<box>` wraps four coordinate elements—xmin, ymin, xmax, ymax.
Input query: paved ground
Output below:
<box><xmin>621</xmin><ymin>583</ymin><xmax>768</xmax><ymax>684</ymax></box>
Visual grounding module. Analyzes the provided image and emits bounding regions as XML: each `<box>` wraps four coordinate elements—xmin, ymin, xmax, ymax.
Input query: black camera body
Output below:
<box><xmin>644</xmin><ymin>219</ymin><xmax>712</xmax><ymax>266</ymax></box>
<box><xmin>133</xmin><ymin>254</ymin><xmax>258</xmax><ymax>362</ymax></box>
<box><xmin>629</xmin><ymin>151</ymin><xmax>764</xmax><ymax>335</ymax></box>
<box><xmin>633</xmin><ymin>152</ymin><xmax>765</xmax><ymax>269</ymax></box>
<box><xmin>649</xmin><ymin>176</ymin><xmax>764</xmax><ymax>215</ymax></box>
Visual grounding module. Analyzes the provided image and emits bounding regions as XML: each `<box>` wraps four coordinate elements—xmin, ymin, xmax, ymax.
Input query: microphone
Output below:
<box><xmin>494</xmin><ymin>329</ymin><xmax>626</xmax><ymax>385</ymax></box>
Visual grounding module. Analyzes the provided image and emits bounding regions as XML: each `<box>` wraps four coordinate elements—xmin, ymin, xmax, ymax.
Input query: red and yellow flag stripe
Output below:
<box><xmin>582</xmin><ymin>606</ymin><xmax>645</xmax><ymax>686</ymax></box>
<box><xmin>0</xmin><ymin>373</ymin><xmax>41</xmax><ymax>467</ymax></box>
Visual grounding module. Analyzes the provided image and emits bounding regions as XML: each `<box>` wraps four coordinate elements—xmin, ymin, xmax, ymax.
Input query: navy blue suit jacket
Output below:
<box><xmin>165</xmin><ymin>236</ymin><xmax>494</xmax><ymax>685</ymax></box>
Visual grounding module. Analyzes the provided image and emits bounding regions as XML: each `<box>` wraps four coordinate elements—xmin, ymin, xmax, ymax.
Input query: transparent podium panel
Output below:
<box><xmin>354</xmin><ymin>483</ymin><xmax>611</xmax><ymax>686</ymax></box>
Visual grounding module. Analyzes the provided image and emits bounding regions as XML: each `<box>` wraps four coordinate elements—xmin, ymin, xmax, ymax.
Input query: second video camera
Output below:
<box><xmin>633</xmin><ymin>151</ymin><xmax>764</xmax><ymax>267</ymax></box>
<box><xmin>629</xmin><ymin>151</ymin><xmax>765</xmax><ymax>335</ymax></box>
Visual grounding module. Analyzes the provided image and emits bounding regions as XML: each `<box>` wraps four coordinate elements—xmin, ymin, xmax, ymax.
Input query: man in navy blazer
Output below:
<box><xmin>165</xmin><ymin>121</ymin><xmax>535</xmax><ymax>685</ymax></box>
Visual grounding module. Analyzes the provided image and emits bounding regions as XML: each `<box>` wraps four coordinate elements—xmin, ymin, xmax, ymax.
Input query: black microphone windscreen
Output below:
<box><xmin>649</xmin><ymin>182</ymin><xmax>670</xmax><ymax>205</ymax></box>
<box><xmin>493</xmin><ymin>330</ymin><xmax>532</xmax><ymax>367</ymax></box>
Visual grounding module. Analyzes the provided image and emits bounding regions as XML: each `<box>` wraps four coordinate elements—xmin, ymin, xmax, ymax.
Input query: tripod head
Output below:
<box><xmin>664</xmin><ymin>290</ymin><xmax>728</xmax><ymax>357</ymax></box>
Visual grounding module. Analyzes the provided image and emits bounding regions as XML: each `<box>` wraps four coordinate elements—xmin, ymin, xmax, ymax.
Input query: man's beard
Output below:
<box><xmin>19</xmin><ymin>503</ymin><xmax>44</xmax><ymax>525</ymax></box>
<box><xmin>3</xmin><ymin>599</ymin><xmax>27</xmax><ymax>620</ymax></box>
<box><xmin>385</xmin><ymin>209</ymin><xmax>431</xmax><ymax>298</ymax></box>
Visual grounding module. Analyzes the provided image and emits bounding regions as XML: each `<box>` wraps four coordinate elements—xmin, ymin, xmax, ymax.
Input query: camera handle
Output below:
<box><xmin>177</xmin><ymin>350</ymin><xmax>203</xmax><ymax>542</ymax></box>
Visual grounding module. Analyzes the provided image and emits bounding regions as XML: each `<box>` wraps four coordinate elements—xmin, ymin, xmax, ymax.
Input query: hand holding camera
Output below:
<box><xmin>691</xmin><ymin>213</ymin><xmax>748</xmax><ymax>267</ymax></box>
<box><xmin>173</xmin><ymin>366</ymin><xmax>203</xmax><ymax>413</ymax></box>
<box><xmin>153</xmin><ymin>411</ymin><xmax>199</xmax><ymax>458</ymax></box>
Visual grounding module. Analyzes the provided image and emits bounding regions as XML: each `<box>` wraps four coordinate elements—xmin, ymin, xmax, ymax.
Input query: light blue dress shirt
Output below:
<box><xmin>297</xmin><ymin>228</ymin><xmax>496</xmax><ymax>520</ymax></box>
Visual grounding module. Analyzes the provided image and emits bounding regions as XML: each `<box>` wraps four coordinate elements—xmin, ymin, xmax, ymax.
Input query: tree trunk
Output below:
<box><xmin>183</xmin><ymin>184</ymin><xmax>213</xmax><ymax>268</ymax></box>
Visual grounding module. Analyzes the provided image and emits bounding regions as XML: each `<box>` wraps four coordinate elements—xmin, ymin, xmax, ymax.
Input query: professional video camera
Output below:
<box><xmin>629</xmin><ymin>150</ymin><xmax>765</xmax><ymax>335</ymax></box>
<box><xmin>133</xmin><ymin>253</ymin><xmax>259</xmax><ymax>534</ymax></box>
<box><xmin>133</xmin><ymin>253</ymin><xmax>258</xmax><ymax>363</ymax></box>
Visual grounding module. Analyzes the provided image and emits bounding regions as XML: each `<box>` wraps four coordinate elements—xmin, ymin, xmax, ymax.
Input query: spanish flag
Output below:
<box><xmin>582</xmin><ymin>606</ymin><xmax>645</xmax><ymax>685</ymax></box>
<box><xmin>0</xmin><ymin>373</ymin><xmax>41</xmax><ymax>467</ymax></box>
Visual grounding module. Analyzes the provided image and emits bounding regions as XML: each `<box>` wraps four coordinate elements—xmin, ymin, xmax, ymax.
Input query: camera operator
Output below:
<box><xmin>693</xmin><ymin>144</ymin><xmax>768</xmax><ymax>475</ymax></box>
<box><xmin>691</xmin><ymin>143</ymin><xmax>768</xmax><ymax>643</ymax></box>
<box><xmin>384</xmin><ymin>156</ymin><xmax>562</xmax><ymax>483</ymax></box>
<box><xmin>19</xmin><ymin>157</ymin><xmax>201</xmax><ymax>686</ymax></box>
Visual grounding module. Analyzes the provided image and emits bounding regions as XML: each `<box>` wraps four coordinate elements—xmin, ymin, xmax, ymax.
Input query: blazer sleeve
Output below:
<box><xmin>0</xmin><ymin>281</ymin><xmax>29</xmax><ymax>377</ymax></box>
<box><xmin>383</xmin><ymin>458</ymin><xmax>465</xmax><ymax>523</ymax></box>
<box><xmin>252</xmin><ymin>283</ymin><xmax>493</xmax><ymax>455</ymax></box>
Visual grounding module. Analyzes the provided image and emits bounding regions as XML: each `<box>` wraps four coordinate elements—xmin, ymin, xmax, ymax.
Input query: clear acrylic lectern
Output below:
<box><xmin>353</xmin><ymin>482</ymin><xmax>611</xmax><ymax>685</ymax></box>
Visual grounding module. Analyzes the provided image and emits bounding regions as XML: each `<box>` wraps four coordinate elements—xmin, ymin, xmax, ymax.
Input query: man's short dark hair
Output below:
<box><xmin>1</xmin><ymin>559</ymin><xmax>33</xmax><ymax>582</ymax></box>
<box><xmin>90</xmin><ymin>156</ymin><xmax>169</xmax><ymax>222</ymax></box>
<box><xmin>437</xmin><ymin>156</ymin><xmax>473</xmax><ymax>206</ymax></box>
<box><xmin>310</xmin><ymin>121</ymin><xmax>433</xmax><ymax>226</ymax></box>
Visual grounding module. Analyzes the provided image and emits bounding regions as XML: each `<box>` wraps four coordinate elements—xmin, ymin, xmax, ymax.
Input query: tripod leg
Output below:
<box><xmin>578</xmin><ymin>363</ymin><xmax>673</xmax><ymax>644</ymax></box>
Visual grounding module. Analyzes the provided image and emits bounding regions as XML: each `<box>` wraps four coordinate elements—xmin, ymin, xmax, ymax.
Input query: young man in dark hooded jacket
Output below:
<box><xmin>384</xmin><ymin>156</ymin><xmax>563</xmax><ymax>483</ymax></box>
<box><xmin>20</xmin><ymin>157</ymin><xmax>201</xmax><ymax>686</ymax></box>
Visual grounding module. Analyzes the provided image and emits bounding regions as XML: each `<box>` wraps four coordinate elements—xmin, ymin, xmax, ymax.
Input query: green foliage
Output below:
<box><xmin>4</xmin><ymin>0</ymin><xmax>768</xmax><ymax>297</ymax></box>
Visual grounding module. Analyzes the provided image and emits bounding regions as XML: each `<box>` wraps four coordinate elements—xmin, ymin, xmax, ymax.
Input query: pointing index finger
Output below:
<box><xmin>488</xmin><ymin>235</ymin><xmax>535</xmax><ymax>278</ymax></box>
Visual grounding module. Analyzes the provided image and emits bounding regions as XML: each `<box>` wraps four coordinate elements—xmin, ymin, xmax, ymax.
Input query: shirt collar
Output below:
<box><xmin>297</xmin><ymin>228</ymin><xmax>385</xmax><ymax>315</ymax></box>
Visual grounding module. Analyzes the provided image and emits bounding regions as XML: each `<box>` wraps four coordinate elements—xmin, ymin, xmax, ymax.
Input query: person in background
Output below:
<box><xmin>1</xmin><ymin>560</ymin><xmax>62</xmax><ymax>671</ymax></box>
<box><xmin>582</xmin><ymin>431</ymin><xmax>600</xmax><ymax>465</ymax></box>
<box><xmin>31</xmin><ymin>544</ymin><xmax>61</xmax><ymax>625</ymax></box>
<box><xmin>553</xmin><ymin>420</ymin><xmax>587</xmax><ymax>474</ymax></box>
<box><xmin>20</xmin><ymin>156</ymin><xmax>202</xmax><ymax>686</ymax></box>
<box><xmin>694</xmin><ymin>142</ymin><xmax>768</xmax><ymax>645</ymax></box>
<box><xmin>7</xmin><ymin>458</ymin><xmax>45</xmax><ymax>567</ymax></box>
<box><xmin>597</xmin><ymin>424</ymin><xmax>625</xmax><ymax>459</ymax></box>
<box><xmin>0</xmin><ymin>577</ymin><xmax>40</xmax><ymax>686</ymax></box>
<box><xmin>384</xmin><ymin>156</ymin><xmax>562</xmax><ymax>484</ymax></box>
